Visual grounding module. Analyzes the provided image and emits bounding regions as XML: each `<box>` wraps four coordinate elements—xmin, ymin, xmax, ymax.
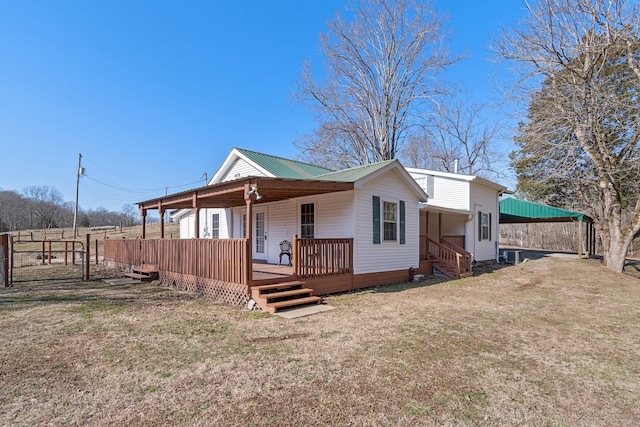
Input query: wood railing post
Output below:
<box><xmin>292</xmin><ymin>234</ymin><xmax>299</xmax><ymax>277</ymax></box>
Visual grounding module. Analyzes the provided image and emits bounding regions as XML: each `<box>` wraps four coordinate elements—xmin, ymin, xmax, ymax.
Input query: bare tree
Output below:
<box><xmin>23</xmin><ymin>186</ymin><xmax>65</xmax><ymax>229</ymax></box>
<box><xmin>495</xmin><ymin>0</ymin><xmax>640</xmax><ymax>272</ymax></box>
<box><xmin>295</xmin><ymin>0</ymin><xmax>457</xmax><ymax>167</ymax></box>
<box><xmin>402</xmin><ymin>100</ymin><xmax>503</xmax><ymax>179</ymax></box>
<box><xmin>121</xmin><ymin>204</ymin><xmax>140</xmax><ymax>227</ymax></box>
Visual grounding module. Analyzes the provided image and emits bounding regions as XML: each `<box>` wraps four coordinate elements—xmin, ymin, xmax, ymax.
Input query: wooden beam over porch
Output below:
<box><xmin>136</xmin><ymin>177</ymin><xmax>354</xmax><ymax>240</ymax></box>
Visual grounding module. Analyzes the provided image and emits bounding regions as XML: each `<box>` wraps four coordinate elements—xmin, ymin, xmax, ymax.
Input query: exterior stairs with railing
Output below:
<box><xmin>250</xmin><ymin>281</ymin><xmax>321</xmax><ymax>314</ymax></box>
<box><xmin>426</xmin><ymin>237</ymin><xmax>473</xmax><ymax>279</ymax></box>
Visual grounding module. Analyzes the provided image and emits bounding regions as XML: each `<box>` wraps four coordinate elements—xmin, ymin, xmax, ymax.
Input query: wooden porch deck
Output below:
<box><xmin>251</xmin><ymin>261</ymin><xmax>294</xmax><ymax>281</ymax></box>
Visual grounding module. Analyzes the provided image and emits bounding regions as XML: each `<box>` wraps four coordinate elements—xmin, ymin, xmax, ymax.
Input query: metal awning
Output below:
<box><xmin>499</xmin><ymin>198</ymin><xmax>592</xmax><ymax>223</ymax></box>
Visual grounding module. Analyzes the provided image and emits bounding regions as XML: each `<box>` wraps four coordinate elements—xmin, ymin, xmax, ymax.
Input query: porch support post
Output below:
<box><xmin>244</xmin><ymin>184</ymin><xmax>253</xmax><ymax>284</ymax></box>
<box><xmin>158</xmin><ymin>201</ymin><xmax>165</xmax><ymax>239</ymax></box>
<box><xmin>425</xmin><ymin>211</ymin><xmax>429</xmax><ymax>238</ymax></box>
<box><xmin>140</xmin><ymin>207</ymin><xmax>147</xmax><ymax>239</ymax></box>
<box><xmin>192</xmin><ymin>193</ymin><xmax>200</xmax><ymax>239</ymax></box>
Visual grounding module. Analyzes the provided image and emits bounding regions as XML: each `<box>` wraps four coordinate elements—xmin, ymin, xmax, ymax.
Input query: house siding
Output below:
<box><xmin>469</xmin><ymin>182</ymin><xmax>500</xmax><ymax>261</ymax></box>
<box><xmin>441</xmin><ymin>215</ymin><xmax>466</xmax><ymax>236</ymax></box>
<box><xmin>221</xmin><ymin>158</ymin><xmax>268</xmax><ymax>182</ymax></box>
<box><xmin>354</xmin><ymin>170</ymin><xmax>420</xmax><ymax>275</ymax></box>
<box><xmin>409</xmin><ymin>170</ymin><xmax>470</xmax><ymax>210</ymax></box>
<box><xmin>179</xmin><ymin>213</ymin><xmax>195</xmax><ymax>238</ymax></box>
<box><xmin>198</xmin><ymin>208</ymin><xmax>231</xmax><ymax>239</ymax></box>
<box><xmin>259</xmin><ymin>191</ymin><xmax>355</xmax><ymax>265</ymax></box>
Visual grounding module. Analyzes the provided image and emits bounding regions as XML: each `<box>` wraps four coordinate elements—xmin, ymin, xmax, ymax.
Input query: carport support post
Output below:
<box><xmin>578</xmin><ymin>220</ymin><xmax>583</xmax><ymax>258</ymax></box>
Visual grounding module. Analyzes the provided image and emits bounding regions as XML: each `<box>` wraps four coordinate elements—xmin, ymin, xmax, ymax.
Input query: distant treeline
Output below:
<box><xmin>0</xmin><ymin>185</ymin><xmax>141</xmax><ymax>232</ymax></box>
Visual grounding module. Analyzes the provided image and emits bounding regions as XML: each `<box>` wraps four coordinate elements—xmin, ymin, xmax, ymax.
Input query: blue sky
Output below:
<box><xmin>0</xmin><ymin>1</ymin><xmax>526</xmax><ymax>213</ymax></box>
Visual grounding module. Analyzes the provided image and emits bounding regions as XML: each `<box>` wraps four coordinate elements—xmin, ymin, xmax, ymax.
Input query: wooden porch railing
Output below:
<box><xmin>293</xmin><ymin>236</ymin><xmax>353</xmax><ymax>279</ymax></box>
<box><xmin>423</xmin><ymin>236</ymin><xmax>473</xmax><ymax>278</ymax></box>
<box><xmin>439</xmin><ymin>238</ymin><xmax>473</xmax><ymax>276</ymax></box>
<box><xmin>104</xmin><ymin>238</ymin><xmax>248</xmax><ymax>284</ymax></box>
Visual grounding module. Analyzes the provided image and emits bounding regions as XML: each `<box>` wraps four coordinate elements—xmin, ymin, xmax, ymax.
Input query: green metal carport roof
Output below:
<box><xmin>500</xmin><ymin>198</ymin><xmax>592</xmax><ymax>223</ymax></box>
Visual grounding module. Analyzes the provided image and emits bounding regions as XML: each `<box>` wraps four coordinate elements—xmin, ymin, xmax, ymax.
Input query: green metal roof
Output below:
<box><xmin>236</xmin><ymin>148</ymin><xmax>334</xmax><ymax>179</ymax></box>
<box><xmin>314</xmin><ymin>159</ymin><xmax>397</xmax><ymax>182</ymax></box>
<box><xmin>499</xmin><ymin>198</ymin><xmax>592</xmax><ymax>223</ymax></box>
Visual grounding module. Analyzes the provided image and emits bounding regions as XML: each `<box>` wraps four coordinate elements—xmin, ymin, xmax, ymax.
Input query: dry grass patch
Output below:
<box><xmin>1</xmin><ymin>256</ymin><xmax>639</xmax><ymax>426</ymax></box>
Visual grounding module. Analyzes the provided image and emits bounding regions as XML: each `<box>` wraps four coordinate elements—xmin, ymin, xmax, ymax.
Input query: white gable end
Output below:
<box><xmin>220</xmin><ymin>158</ymin><xmax>268</xmax><ymax>182</ymax></box>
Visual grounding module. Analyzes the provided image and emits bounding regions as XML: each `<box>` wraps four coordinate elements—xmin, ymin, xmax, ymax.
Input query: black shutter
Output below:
<box><xmin>478</xmin><ymin>211</ymin><xmax>482</xmax><ymax>241</ymax></box>
<box><xmin>373</xmin><ymin>196</ymin><xmax>381</xmax><ymax>244</ymax></box>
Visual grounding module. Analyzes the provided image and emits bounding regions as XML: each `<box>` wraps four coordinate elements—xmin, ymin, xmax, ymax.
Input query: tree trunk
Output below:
<box><xmin>602</xmin><ymin>226</ymin><xmax>631</xmax><ymax>273</ymax></box>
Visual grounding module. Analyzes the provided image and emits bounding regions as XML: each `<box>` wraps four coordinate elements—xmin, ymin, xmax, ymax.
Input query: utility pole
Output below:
<box><xmin>72</xmin><ymin>153</ymin><xmax>83</xmax><ymax>238</ymax></box>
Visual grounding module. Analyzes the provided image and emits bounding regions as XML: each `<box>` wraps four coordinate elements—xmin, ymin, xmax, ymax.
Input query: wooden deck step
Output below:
<box><xmin>251</xmin><ymin>282</ymin><xmax>304</xmax><ymax>300</ymax></box>
<box><xmin>252</xmin><ymin>281</ymin><xmax>304</xmax><ymax>292</ymax></box>
<box><xmin>262</xmin><ymin>288</ymin><xmax>314</xmax><ymax>300</ymax></box>
<box><xmin>125</xmin><ymin>264</ymin><xmax>160</xmax><ymax>282</ymax></box>
<box><xmin>250</xmin><ymin>281</ymin><xmax>318</xmax><ymax>313</ymax></box>
<box><xmin>266</xmin><ymin>296</ymin><xmax>321</xmax><ymax>313</ymax></box>
<box><xmin>124</xmin><ymin>272</ymin><xmax>158</xmax><ymax>282</ymax></box>
<box><xmin>433</xmin><ymin>264</ymin><xmax>472</xmax><ymax>279</ymax></box>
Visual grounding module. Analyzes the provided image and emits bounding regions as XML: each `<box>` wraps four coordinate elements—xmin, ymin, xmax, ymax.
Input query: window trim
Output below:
<box><xmin>383</xmin><ymin>200</ymin><xmax>398</xmax><ymax>242</ymax></box>
<box><xmin>478</xmin><ymin>211</ymin><xmax>492</xmax><ymax>241</ymax></box>
<box><xmin>212</xmin><ymin>213</ymin><xmax>220</xmax><ymax>239</ymax></box>
<box><xmin>300</xmin><ymin>202</ymin><xmax>315</xmax><ymax>238</ymax></box>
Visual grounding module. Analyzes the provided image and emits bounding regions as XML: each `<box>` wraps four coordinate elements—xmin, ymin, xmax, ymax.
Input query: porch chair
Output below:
<box><xmin>279</xmin><ymin>240</ymin><xmax>292</xmax><ymax>266</ymax></box>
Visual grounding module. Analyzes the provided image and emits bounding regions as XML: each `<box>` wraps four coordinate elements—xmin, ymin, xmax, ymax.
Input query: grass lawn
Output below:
<box><xmin>1</xmin><ymin>255</ymin><xmax>639</xmax><ymax>426</ymax></box>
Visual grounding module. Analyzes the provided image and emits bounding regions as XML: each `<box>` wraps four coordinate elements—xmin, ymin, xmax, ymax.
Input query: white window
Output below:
<box><xmin>301</xmin><ymin>203</ymin><xmax>314</xmax><ymax>238</ymax></box>
<box><xmin>242</xmin><ymin>214</ymin><xmax>246</xmax><ymax>238</ymax></box>
<box><xmin>212</xmin><ymin>213</ymin><xmax>220</xmax><ymax>239</ymax></box>
<box><xmin>383</xmin><ymin>201</ymin><xmax>397</xmax><ymax>241</ymax></box>
<box><xmin>479</xmin><ymin>212</ymin><xmax>491</xmax><ymax>241</ymax></box>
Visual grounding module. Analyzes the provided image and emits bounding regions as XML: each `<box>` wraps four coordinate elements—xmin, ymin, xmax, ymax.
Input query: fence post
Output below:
<box><xmin>85</xmin><ymin>234</ymin><xmax>90</xmax><ymax>280</ymax></box>
<box><xmin>1</xmin><ymin>234</ymin><xmax>8</xmax><ymax>287</ymax></box>
<box><xmin>95</xmin><ymin>239</ymin><xmax>99</xmax><ymax>265</ymax></box>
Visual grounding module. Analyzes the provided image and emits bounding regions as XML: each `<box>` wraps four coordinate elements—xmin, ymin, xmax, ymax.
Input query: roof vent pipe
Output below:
<box><xmin>453</xmin><ymin>159</ymin><xmax>459</xmax><ymax>174</ymax></box>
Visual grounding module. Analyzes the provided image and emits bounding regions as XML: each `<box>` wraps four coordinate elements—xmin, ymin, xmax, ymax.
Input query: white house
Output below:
<box><xmin>171</xmin><ymin>148</ymin><xmax>334</xmax><ymax>240</ymax></box>
<box><xmin>406</xmin><ymin>168</ymin><xmax>507</xmax><ymax>262</ymax></box>
<box><xmin>129</xmin><ymin>149</ymin><xmax>510</xmax><ymax>311</ymax></box>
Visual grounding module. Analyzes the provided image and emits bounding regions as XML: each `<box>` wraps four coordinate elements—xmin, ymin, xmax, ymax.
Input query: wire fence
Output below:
<box><xmin>10</xmin><ymin>240</ymin><xmax>85</xmax><ymax>283</ymax></box>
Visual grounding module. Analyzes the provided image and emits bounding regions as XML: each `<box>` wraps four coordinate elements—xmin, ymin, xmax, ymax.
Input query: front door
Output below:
<box><xmin>253</xmin><ymin>208</ymin><xmax>268</xmax><ymax>261</ymax></box>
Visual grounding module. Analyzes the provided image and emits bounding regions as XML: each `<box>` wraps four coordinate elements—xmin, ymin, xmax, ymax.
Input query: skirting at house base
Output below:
<box><xmin>160</xmin><ymin>271</ymin><xmax>250</xmax><ymax>308</ymax></box>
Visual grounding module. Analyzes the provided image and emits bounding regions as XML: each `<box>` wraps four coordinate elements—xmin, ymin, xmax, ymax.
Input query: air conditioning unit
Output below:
<box><xmin>504</xmin><ymin>250</ymin><xmax>522</xmax><ymax>264</ymax></box>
